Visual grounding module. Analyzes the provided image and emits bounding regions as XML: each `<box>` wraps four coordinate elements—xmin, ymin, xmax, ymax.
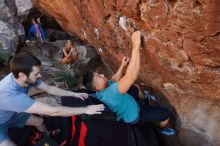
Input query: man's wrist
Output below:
<box><xmin>70</xmin><ymin>92</ymin><xmax>77</xmax><ymax>97</ymax></box>
<box><xmin>83</xmin><ymin>106</ymin><xmax>88</xmax><ymax>114</ymax></box>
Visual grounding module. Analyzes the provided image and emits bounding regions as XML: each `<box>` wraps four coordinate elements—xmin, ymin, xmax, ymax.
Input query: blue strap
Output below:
<box><xmin>158</xmin><ymin>128</ymin><xmax>176</xmax><ymax>136</ymax></box>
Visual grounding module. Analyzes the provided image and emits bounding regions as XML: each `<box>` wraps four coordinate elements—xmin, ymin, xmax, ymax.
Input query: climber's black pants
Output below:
<box><xmin>127</xmin><ymin>86</ymin><xmax>172</xmax><ymax>124</ymax></box>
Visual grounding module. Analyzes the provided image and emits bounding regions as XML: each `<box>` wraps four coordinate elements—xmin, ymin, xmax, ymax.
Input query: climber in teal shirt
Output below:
<box><xmin>96</xmin><ymin>80</ymin><xmax>140</xmax><ymax>123</ymax></box>
<box><xmin>83</xmin><ymin>30</ymin><xmax>175</xmax><ymax>135</ymax></box>
<box><xmin>83</xmin><ymin>31</ymin><xmax>143</xmax><ymax>123</ymax></box>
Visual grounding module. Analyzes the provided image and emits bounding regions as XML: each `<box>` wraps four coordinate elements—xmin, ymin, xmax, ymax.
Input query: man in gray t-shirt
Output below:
<box><xmin>0</xmin><ymin>52</ymin><xmax>104</xmax><ymax>146</ymax></box>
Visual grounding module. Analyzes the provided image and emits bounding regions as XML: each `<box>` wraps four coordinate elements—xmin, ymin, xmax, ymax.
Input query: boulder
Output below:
<box><xmin>0</xmin><ymin>0</ymin><xmax>25</xmax><ymax>54</ymax></box>
<box><xmin>15</xmin><ymin>0</ymin><xmax>33</xmax><ymax>17</ymax></box>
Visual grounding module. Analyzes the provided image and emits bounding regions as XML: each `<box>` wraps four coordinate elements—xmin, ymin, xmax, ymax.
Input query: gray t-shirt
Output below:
<box><xmin>0</xmin><ymin>73</ymin><xmax>42</xmax><ymax>125</ymax></box>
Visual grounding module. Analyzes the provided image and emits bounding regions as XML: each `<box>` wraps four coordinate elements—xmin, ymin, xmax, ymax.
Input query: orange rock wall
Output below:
<box><xmin>32</xmin><ymin>0</ymin><xmax>220</xmax><ymax>145</ymax></box>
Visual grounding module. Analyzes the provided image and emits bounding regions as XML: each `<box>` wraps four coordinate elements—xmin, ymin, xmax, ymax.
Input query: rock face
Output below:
<box><xmin>15</xmin><ymin>0</ymin><xmax>33</xmax><ymax>17</ymax></box>
<box><xmin>0</xmin><ymin>0</ymin><xmax>25</xmax><ymax>54</ymax></box>
<box><xmin>33</xmin><ymin>1</ymin><xmax>220</xmax><ymax>146</ymax></box>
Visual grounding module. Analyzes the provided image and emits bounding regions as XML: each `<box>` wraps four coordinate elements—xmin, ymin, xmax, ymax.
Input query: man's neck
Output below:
<box><xmin>15</xmin><ymin>78</ymin><xmax>27</xmax><ymax>88</ymax></box>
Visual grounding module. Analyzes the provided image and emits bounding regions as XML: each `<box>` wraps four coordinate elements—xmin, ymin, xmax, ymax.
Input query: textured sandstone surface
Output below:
<box><xmin>32</xmin><ymin>0</ymin><xmax>220</xmax><ymax>145</ymax></box>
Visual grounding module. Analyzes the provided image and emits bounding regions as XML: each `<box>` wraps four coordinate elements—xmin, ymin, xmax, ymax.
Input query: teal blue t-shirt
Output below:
<box><xmin>96</xmin><ymin>81</ymin><xmax>140</xmax><ymax>123</ymax></box>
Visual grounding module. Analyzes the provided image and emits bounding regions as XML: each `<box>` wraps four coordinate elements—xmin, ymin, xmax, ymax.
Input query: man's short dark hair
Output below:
<box><xmin>83</xmin><ymin>70</ymin><xmax>94</xmax><ymax>90</ymax></box>
<box><xmin>10</xmin><ymin>52</ymin><xmax>41</xmax><ymax>79</ymax></box>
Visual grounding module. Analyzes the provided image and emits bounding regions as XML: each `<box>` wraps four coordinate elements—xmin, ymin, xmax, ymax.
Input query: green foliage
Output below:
<box><xmin>0</xmin><ymin>51</ymin><xmax>11</xmax><ymax>66</ymax></box>
<box><xmin>53</xmin><ymin>72</ymin><xmax>79</xmax><ymax>89</ymax></box>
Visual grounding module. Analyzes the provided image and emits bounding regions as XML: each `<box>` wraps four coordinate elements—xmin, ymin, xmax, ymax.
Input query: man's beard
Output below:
<box><xmin>24</xmin><ymin>78</ymin><xmax>38</xmax><ymax>86</ymax></box>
